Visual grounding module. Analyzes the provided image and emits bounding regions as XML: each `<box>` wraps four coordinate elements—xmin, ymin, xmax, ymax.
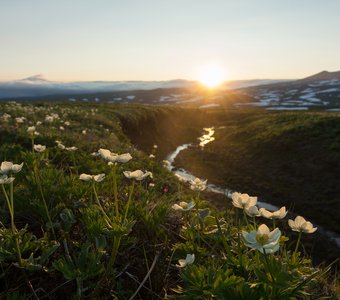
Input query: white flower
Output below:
<box><xmin>82</xmin><ymin>130</ymin><xmax>87</xmax><ymax>134</ymax></box>
<box><xmin>149</xmin><ymin>154</ymin><xmax>155</xmax><ymax>159</ymax></box>
<box><xmin>162</xmin><ymin>160</ymin><xmax>171</xmax><ymax>168</ymax></box>
<box><xmin>57</xmin><ymin>143</ymin><xmax>66</xmax><ymax>150</ymax></box>
<box><xmin>65</xmin><ymin>146</ymin><xmax>78</xmax><ymax>151</ymax></box>
<box><xmin>79</xmin><ymin>173</ymin><xmax>105</xmax><ymax>183</ymax></box>
<box><xmin>0</xmin><ymin>175</ymin><xmax>15</xmax><ymax>184</ymax></box>
<box><xmin>1</xmin><ymin>113</ymin><xmax>11</xmax><ymax>121</ymax></box>
<box><xmin>190</xmin><ymin>178</ymin><xmax>207</xmax><ymax>191</ymax></box>
<box><xmin>98</xmin><ymin>148</ymin><xmax>117</xmax><ymax>162</ymax></box>
<box><xmin>115</xmin><ymin>153</ymin><xmax>132</xmax><ymax>163</ymax></box>
<box><xmin>34</xmin><ymin>144</ymin><xmax>46</xmax><ymax>152</ymax></box>
<box><xmin>27</xmin><ymin>126</ymin><xmax>36</xmax><ymax>133</ymax></box>
<box><xmin>15</xmin><ymin>117</ymin><xmax>26</xmax><ymax>123</ymax></box>
<box><xmin>177</xmin><ymin>254</ymin><xmax>195</xmax><ymax>268</ymax></box>
<box><xmin>45</xmin><ymin>115</ymin><xmax>54</xmax><ymax>122</ymax></box>
<box><xmin>175</xmin><ymin>173</ymin><xmax>187</xmax><ymax>182</ymax></box>
<box><xmin>64</xmin><ymin>121</ymin><xmax>70</xmax><ymax>126</ymax></box>
<box><xmin>123</xmin><ymin>170</ymin><xmax>152</xmax><ymax>181</ymax></box>
<box><xmin>172</xmin><ymin>201</ymin><xmax>196</xmax><ymax>212</ymax></box>
<box><xmin>153</xmin><ymin>144</ymin><xmax>158</xmax><ymax>149</ymax></box>
<box><xmin>59</xmin><ymin>126</ymin><xmax>65</xmax><ymax>131</ymax></box>
<box><xmin>288</xmin><ymin>216</ymin><xmax>317</xmax><ymax>233</ymax></box>
<box><xmin>0</xmin><ymin>161</ymin><xmax>24</xmax><ymax>174</ymax></box>
<box><xmin>245</xmin><ymin>205</ymin><xmax>261</xmax><ymax>217</ymax></box>
<box><xmin>36</xmin><ymin>121</ymin><xmax>42</xmax><ymax>125</ymax></box>
<box><xmin>231</xmin><ymin>192</ymin><xmax>257</xmax><ymax>209</ymax></box>
<box><xmin>243</xmin><ymin>224</ymin><xmax>281</xmax><ymax>254</ymax></box>
<box><xmin>259</xmin><ymin>207</ymin><xmax>288</xmax><ymax>220</ymax></box>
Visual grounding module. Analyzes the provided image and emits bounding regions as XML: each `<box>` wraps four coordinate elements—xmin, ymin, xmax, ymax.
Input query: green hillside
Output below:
<box><xmin>0</xmin><ymin>102</ymin><xmax>338</xmax><ymax>299</ymax></box>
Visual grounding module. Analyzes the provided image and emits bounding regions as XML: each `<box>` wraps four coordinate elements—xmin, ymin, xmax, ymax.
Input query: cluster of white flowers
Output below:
<box><xmin>79</xmin><ymin>173</ymin><xmax>105</xmax><ymax>182</ymax></box>
<box><xmin>190</xmin><ymin>178</ymin><xmax>207</xmax><ymax>191</ymax></box>
<box><xmin>231</xmin><ymin>191</ymin><xmax>317</xmax><ymax>253</ymax></box>
<box><xmin>45</xmin><ymin>113</ymin><xmax>59</xmax><ymax>123</ymax></box>
<box><xmin>1</xmin><ymin>113</ymin><xmax>11</xmax><ymax>121</ymax></box>
<box><xmin>0</xmin><ymin>161</ymin><xmax>23</xmax><ymax>184</ymax></box>
<box><xmin>172</xmin><ymin>201</ymin><xmax>196</xmax><ymax>212</ymax></box>
<box><xmin>98</xmin><ymin>148</ymin><xmax>132</xmax><ymax>164</ymax></box>
<box><xmin>15</xmin><ymin>117</ymin><xmax>26</xmax><ymax>124</ymax></box>
<box><xmin>55</xmin><ymin>140</ymin><xmax>77</xmax><ymax>151</ymax></box>
<box><xmin>123</xmin><ymin>170</ymin><xmax>153</xmax><ymax>181</ymax></box>
<box><xmin>34</xmin><ymin>144</ymin><xmax>46</xmax><ymax>152</ymax></box>
<box><xmin>27</xmin><ymin>126</ymin><xmax>39</xmax><ymax>136</ymax></box>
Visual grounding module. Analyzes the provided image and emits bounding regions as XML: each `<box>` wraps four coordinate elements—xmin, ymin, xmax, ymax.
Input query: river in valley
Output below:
<box><xmin>165</xmin><ymin>126</ymin><xmax>340</xmax><ymax>248</ymax></box>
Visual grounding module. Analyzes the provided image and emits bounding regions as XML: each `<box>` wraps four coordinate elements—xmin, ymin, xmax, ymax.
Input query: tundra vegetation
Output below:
<box><xmin>0</xmin><ymin>101</ymin><xmax>338</xmax><ymax>299</ymax></box>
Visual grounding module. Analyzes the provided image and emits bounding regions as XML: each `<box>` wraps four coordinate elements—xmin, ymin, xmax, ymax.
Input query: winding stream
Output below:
<box><xmin>165</xmin><ymin>127</ymin><xmax>340</xmax><ymax>248</ymax></box>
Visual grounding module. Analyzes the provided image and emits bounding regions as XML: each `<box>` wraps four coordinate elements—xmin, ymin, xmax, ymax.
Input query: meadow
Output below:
<box><xmin>0</xmin><ymin>101</ymin><xmax>338</xmax><ymax>299</ymax></box>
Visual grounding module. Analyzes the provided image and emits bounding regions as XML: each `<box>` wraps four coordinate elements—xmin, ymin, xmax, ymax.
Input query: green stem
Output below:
<box><xmin>32</xmin><ymin>154</ymin><xmax>56</xmax><ymax>239</ymax></box>
<box><xmin>294</xmin><ymin>231</ymin><xmax>302</xmax><ymax>256</ymax></box>
<box><xmin>35</xmin><ymin>169</ymin><xmax>56</xmax><ymax>239</ymax></box>
<box><xmin>112</xmin><ymin>164</ymin><xmax>119</xmax><ymax>217</ymax></box>
<box><xmin>2</xmin><ymin>183</ymin><xmax>22</xmax><ymax>266</ymax></box>
<box><xmin>272</xmin><ymin>219</ymin><xmax>276</xmax><ymax>229</ymax></box>
<box><xmin>253</xmin><ymin>216</ymin><xmax>257</xmax><ymax>230</ymax></box>
<box><xmin>243</xmin><ymin>210</ymin><xmax>250</xmax><ymax>227</ymax></box>
<box><xmin>263</xmin><ymin>249</ymin><xmax>275</xmax><ymax>283</ymax></box>
<box><xmin>124</xmin><ymin>180</ymin><xmax>135</xmax><ymax>221</ymax></box>
<box><xmin>107</xmin><ymin>235</ymin><xmax>122</xmax><ymax>272</ymax></box>
<box><xmin>76</xmin><ymin>277</ymin><xmax>82</xmax><ymax>299</ymax></box>
<box><xmin>92</xmin><ymin>183</ymin><xmax>112</xmax><ymax>226</ymax></box>
<box><xmin>2</xmin><ymin>185</ymin><xmax>13</xmax><ymax>217</ymax></box>
<box><xmin>31</xmin><ymin>137</ymin><xmax>34</xmax><ymax>152</ymax></box>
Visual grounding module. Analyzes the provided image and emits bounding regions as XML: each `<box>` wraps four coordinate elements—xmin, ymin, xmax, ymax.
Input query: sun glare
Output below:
<box><xmin>198</xmin><ymin>65</ymin><xmax>226</xmax><ymax>88</ymax></box>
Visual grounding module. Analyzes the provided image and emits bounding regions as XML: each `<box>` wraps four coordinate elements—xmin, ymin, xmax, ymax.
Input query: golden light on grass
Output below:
<box><xmin>197</xmin><ymin>64</ymin><xmax>227</xmax><ymax>88</ymax></box>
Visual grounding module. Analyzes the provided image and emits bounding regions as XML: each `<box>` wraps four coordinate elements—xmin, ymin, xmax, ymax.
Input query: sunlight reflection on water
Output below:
<box><xmin>199</xmin><ymin>127</ymin><xmax>215</xmax><ymax>147</ymax></box>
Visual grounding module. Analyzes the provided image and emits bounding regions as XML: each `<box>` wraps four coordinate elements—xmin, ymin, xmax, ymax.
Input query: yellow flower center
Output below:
<box><xmin>256</xmin><ymin>234</ymin><xmax>269</xmax><ymax>245</ymax></box>
<box><xmin>181</xmin><ymin>203</ymin><xmax>188</xmax><ymax>209</ymax></box>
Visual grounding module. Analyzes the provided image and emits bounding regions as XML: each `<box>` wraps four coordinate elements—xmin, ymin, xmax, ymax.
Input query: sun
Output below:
<box><xmin>197</xmin><ymin>65</ymin><xmax>226</xmax><ymax>88</ymax></box>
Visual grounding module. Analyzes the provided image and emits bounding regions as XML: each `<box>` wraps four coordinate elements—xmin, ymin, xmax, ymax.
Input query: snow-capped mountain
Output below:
<box><xmin>236</xmin><ymin>71</ymin><xmax>340</xmax><ymax>110</ymax></box>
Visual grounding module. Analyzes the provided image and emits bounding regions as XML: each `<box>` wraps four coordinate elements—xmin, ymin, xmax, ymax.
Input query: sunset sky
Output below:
<box><xmin>1</xmin><ymin>0</ymin><xmax>339</xmax><ymax>82</ymax></box>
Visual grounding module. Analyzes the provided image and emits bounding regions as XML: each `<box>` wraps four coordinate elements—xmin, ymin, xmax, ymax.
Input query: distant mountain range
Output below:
<box><xmin>0</xmin><ymin>74</ymin><xmax>287</xmax><ymax>99</ymax></box>
<box><xmin>0</xmin><ymin>71</ymin><xmax>339</xmax><ymax>111</ymax></box>
<box><xmin>236</xmin><ymin>70</ymin><xmax>340</xmax><ymax>110</ymax></box>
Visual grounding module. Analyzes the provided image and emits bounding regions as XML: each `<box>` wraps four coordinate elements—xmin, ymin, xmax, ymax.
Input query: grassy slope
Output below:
<box><xmin>0</xmin><ymin>102</ymin><xmax>338</xmax><ymax>298</ymax></box>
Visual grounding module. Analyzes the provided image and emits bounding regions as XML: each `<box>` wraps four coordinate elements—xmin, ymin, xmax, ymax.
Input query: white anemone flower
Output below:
<box><xmin>231</xmin><ymin>192</ymin><xmax>257</xmax><ymax>209</ymax></box>
<box><xmin>149</xmin><ymin>154</ymin><xmax>155</xmax><ymax>159</ymax></box>
<box><xmin>243</xmin><ymin>224</ymin><xmax>281</xmax><ymax>254</ymax></box>
<box><xmin>0</xmin><ymin>175</ymin><xmax>15</xmax><ymax>184</ymax></box>
<box><xmin>36</xmin><ymin>121</ymin><xmax>42</xmax><ymax>126</ymax></box>
<box><xmin>288</xmin><ymin>216</ymin><xmax>317</xmax><ymax>233</ymax></box>
<box><xmin>123</xmin><ymin>170</ymin><xmax>152</xmax><ymax>181</ymax></box>
<box><xmin>177</xmin><ymin>254</ymin><xmax>195</xmax><ymax>268</ymax></box>
<box><xmin>115</xmin><ymin>153</ymin><xmax>132</xmax><ymax>163</ymax></box>
<box><xmin>27</xmin><ymin>126</ymin><xmax>36</xmax><ymax>133</ymax></box>
<box><xmin>190</xmin><ymin>178</ymin><xmax>207</xmax><ymax>191</ymax></box>
<box><xmin>0</xmin><ymin>161</ymin><xmax>24</xmax><ymax>174</ymax></box>
<box><xmin>79</xmin><ymin>173</ymin><xmax>105</xmax><ymax>183</ymax></box>
<box><xmin>172</xmin><ymin>201</ymin><xmax>196</xmax><ymax>212</ymax></box>
<box><xmin>57</xmin><ymin>143</ymin><xmax>66</xmax><ymax>150</ymax></box>
<box><xmin>15</xmin><ymin>117</ymin><xmax>26</xmax><ymax>123</ymax></box>
<box><xmin>65</xmin><ymin>146</ymin><xmax>78</xmax><ymax>151</ymax></box>
<box><xmin>34</xmin><ymin>144</ymin><xmax>46</xmax><ymax>152</ymax></box>
<box><xmin>259</xmin><ymin>207</ymin><xmax>288</xmax><ymax>220</ymax></box>
<box><xmin>245</xmin><ymin>205</ymin><xmax>261</xmax><ymax>217</ymax></box>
